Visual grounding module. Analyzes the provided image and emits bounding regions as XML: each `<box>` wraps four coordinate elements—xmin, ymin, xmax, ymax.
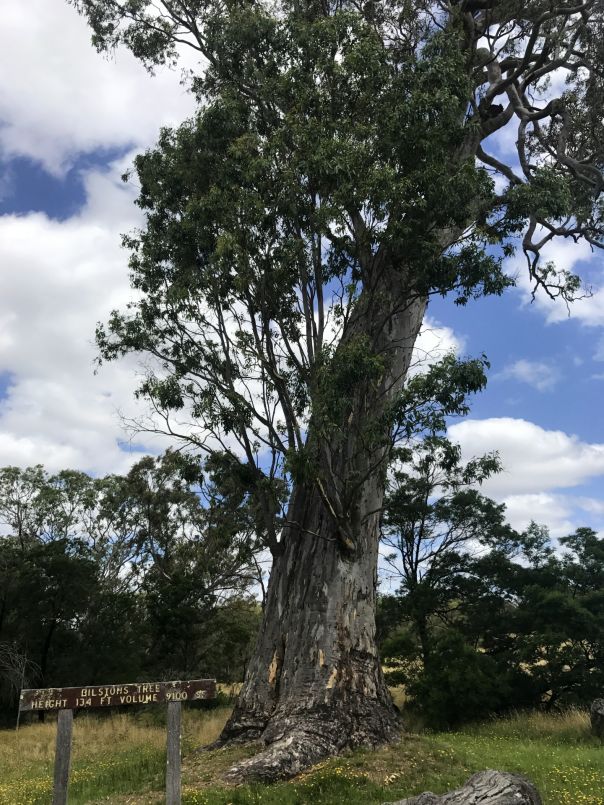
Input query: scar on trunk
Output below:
<box><xmin>268</xmin><ymin>650</ymin><xmax>280</xmax><ymax>686</ymax></box>
<box><xmin>318</xmin><ymin>649</ymin><xmax>326</xmax><ymax>667</ymax></box>
<box><xmin>326</xmin><ymin>667</ymin><xmax>338</xmax><ymax>689</ymax></box>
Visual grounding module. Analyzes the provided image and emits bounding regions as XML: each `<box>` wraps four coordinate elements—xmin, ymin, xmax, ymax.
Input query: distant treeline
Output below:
<box><xmin>1</xmin><ymin>439</ymin><xmax>603</xmax><ymax>729</ymax></box>
<box><xmin>0</xmin><ymin>453</ymin><xmax>262</xmax><ymax>722</ymax></box>
<box><xmin>376</xmin><ymin>436</ymin><xmax>604</xmax><ymax>728</ymax></box>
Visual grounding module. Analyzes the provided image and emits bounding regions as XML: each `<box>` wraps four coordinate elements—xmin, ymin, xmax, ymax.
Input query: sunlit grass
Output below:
<box><xmin>1</xmin><ymin>706</ymin><xmax>602</xmax><ymax>804</ymax></box>
<box><xmin>435</xmin><ymin>709</ymin><xmax>604</xmax><ymax>805</ymax></box>
<box><xmin>0</xmin><ymin>707</ymin><xmax>230</xmax><ymax>805</ymax></box>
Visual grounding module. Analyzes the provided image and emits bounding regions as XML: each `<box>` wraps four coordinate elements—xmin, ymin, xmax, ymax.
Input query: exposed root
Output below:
<box><xmin>386</xmin><ymin>770</ymin><xmax>542</xmax><ymax>805</ymax></box>
<box><xmin>223</xmin><ymin>730</ymin><xmax>336</xmax><ymax>783</ymax></box>
<box><xmin>222</xmin><ymin>710</ymin><xmax>403</xmax><ymax>782</ymax></box>
<box><xmin>206</xmin><ymin>716</ymin><xmax>266</xmax><ymax>750</ymax></box>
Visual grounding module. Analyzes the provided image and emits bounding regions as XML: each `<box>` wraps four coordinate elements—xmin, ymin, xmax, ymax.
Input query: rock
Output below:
<box><xmin>384</xmin><ymin>769</ymin><xmax>542</xmax><ymax>805</ymax></box>
<box><xmin>591</xmin><ymin>698</ymin><xmax>604</xmax><ymax>739</ymax></box>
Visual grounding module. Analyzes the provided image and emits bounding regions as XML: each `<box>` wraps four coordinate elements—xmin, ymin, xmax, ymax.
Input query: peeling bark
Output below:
<box><xmin>385</xmin><ymin>770</ymin><xmax>542</xmax><ymax>805</ymax></box>
<box><xmin>217</xmin><ymin>289</ymin><xmax>427</xmax><ymax>781</ymax></box>
<box><xmin>220</xmin><ymin>480</ymin><xmax>402</xmax><ymax>781</ymax></box>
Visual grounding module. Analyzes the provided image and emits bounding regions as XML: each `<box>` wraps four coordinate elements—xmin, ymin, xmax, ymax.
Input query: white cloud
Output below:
<box><xmin>500</xmin><ymin>493</ymin><xmax>576</xmax><ymax>538</ymax></box>
<box><xmin>576</xmin><ymin>497</ymin><xmax>604</xmax><ymax>516</ymax></box>
<box><xmin>449</xmin><ymin>417</ymin><xmax>604</xmax><ymax>497</ymax></box>
<box><xmin>496</xmin><ymin>358</ymin><xmax>560</xmax><ymax>391</ymax></box>
<box><xmin>536</xmin><ymin>279</ymin><xmax>604</xmax><ymax>329</ymax></box>
<box><xmin>449</xmin><ymin>416</ymin><xmax>604</xmax><ymax>537</ymax></box>
<box><xmin>0</xmin><ymin>0</ymin><xmax>202</xmax><ymax>474</ymax></box>
<box><xmin>0</xmin><ymin>0</ymin><xmax>196</xmax><ymax>172</ymax></box>
<box><xmin>501</xmin><ymin>492</ymin><xmax>604</xmax><ymax>539</ymax></box>
<box><xmin>410</xmin><ymin>316</ymin><xmax>466</xmax><ymax>374</ymax></box>
<box><xmin>0</xmin><ymin>158</ymin><xmax>168</xmax><ymax>474</ymax></box>
<box><xmin>508</xmin><ymin>236</ymin><xmax>604</xmax><ymax>327</ymax></box>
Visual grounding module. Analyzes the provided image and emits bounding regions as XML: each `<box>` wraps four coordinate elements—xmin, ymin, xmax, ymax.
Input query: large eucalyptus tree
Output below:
<box><xmin>70</xmin><ymin>0</ymin><xmax>604</xmax><ymax>779</ymax></box>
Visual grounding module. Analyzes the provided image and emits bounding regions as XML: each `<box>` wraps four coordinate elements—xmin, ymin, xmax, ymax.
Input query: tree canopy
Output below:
<box><xmin>67</xmin><ymin>0</ymin><xmax>604</xmax><ymax>778</ymax></box>
<box><xmin>68</xmin><ymin>0</ymin><xmax>604</xmax><ymax>543</ymax></box>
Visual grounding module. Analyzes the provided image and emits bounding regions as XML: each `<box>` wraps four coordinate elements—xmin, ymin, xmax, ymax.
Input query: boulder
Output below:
<box><xmin>384</xmin><ymin>769</ymin><xmax>542</xmax><ymax>805</ymax></box>
<box><xmin>591</xmin><ymin>698</ymin><xmax>604</xmax><ymax>739</ymax></box>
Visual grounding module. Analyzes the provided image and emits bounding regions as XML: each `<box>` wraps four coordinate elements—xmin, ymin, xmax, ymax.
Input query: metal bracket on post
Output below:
<box><xmin>166</xmin><ymin>700</ymin><xmax>182</xmax><ymax>805</ymax></box>
<box><xmin>52</xmin><ymin>709</ymin><xmax>73</xmax><ymax>805</ymax></box>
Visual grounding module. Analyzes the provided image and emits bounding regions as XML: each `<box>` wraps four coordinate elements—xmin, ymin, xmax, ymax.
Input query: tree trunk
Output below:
<box><xmin>218</xmin><ymin>285</ymin><xmax>427</xmax><ymax>781</ymax></box>
<box><xmin>416</xmin><ymin>613</ymin><xmax>432</xmax><ymax>671</ymax></box>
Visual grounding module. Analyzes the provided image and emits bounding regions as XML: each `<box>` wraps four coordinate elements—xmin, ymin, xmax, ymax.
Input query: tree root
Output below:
<box><xmin>222</xmin><ymin>730</ymin><xmax>337</xmax><ymax>782</ymax></box>
<box><xmin>221</xmin><ymin>710</ymin><xmax>402</xmax><ymax>782</ymax></box>
<box><xmin>385</xmin><ymin>770</ymin><xmax>542</xmax><ymax>805</ymax></box>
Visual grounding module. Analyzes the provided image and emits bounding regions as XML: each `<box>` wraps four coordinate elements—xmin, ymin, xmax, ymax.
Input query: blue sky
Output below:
<box><xmin>0</xmin><ymin>150</ymin><xmax>130</xmax><ymax>221</ymax></box>
<box><xmin>1</xmin><ymin>0</ymin><xmax>603</xmax><ymax>541</ymax></box>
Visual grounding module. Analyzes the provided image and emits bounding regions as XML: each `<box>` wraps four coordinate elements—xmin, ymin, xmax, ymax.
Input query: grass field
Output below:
<box><xmin>0</xmin><ymin>707</ymin><xmax>602</xmax><ymax>804</ymax></box>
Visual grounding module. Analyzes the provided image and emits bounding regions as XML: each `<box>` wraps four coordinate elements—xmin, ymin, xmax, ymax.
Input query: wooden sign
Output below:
<box><xmin>19</xmin><ymin>678</ymin><xmax>216</xmax><ymax>712</ymax></box>
<box><xmin>19</xmin><ymin>678</ymin><xmax>217</xmax><ymax>805</ymax></box>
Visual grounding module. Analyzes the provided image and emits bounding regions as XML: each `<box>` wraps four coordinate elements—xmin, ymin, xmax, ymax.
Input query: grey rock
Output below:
<box><xmin>384</xmin><ymin>769</ymin><xmax>542</xmax><ymax>805</ymax></box>
<box><xmin>591</xmin><ymin>698</ymin><xmax>604</xmax><ymax>739</ymax></box>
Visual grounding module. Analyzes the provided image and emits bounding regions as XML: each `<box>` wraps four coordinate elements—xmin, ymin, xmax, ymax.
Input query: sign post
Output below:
<box><xmin>52</xmin><ymin>708</ymin><xmax>73</xmax><ymax>805</ymax></box>
<box><xmin>166</xmin><ymin>700</ymin><xmax>182</xmax><ymax>805</ymax></box>
<box><xmin>19</xmin><ymin>679</ymin><xmax>216</xmax><ymax>804</ymax></box>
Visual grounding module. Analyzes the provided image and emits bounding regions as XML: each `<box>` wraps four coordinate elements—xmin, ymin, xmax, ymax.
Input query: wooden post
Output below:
<box><xmin>166</xmin><ymin>701</ymin><xmax>182</xmax><ymax>805</ymax></box>
<box><xmin>52</xmin><ymin>709</ymin><xmax>73</xmax><ymax>805</ymax></box>
<box><xmin>18</xmin><ymin>679</ymin><xmax>215</xmax><ymax>804</ymax></box>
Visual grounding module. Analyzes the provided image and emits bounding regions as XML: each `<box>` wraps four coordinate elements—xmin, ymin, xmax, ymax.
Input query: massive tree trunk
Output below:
<box><xmin>218</xmin><ymin>279</ymin><xmax>427</xmax><ymax>781</ymax></box>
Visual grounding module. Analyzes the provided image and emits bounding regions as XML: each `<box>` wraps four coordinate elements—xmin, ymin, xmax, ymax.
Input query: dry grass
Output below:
<box><xmin>0</xmin><ymin>707</ymin><xmax>232</xmax><ymax>805</ymax></box>
<box><xmin>1</xmin><ymin>706</ymin><xmax>602</xmax><ymax>804</ymax></box>
<box><xmin>475</xmin><ymin>706</ymin><xmax>591</xmax><ymax>741</ymax></box>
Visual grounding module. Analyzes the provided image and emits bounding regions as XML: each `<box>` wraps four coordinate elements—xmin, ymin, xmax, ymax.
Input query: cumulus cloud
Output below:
<box><xmin>500</xmin><ymin>492</ymin><xmax>604</xmax><ymax>539</ymax></box>
<box><xmin>0</xmin><ymin>0</ymin><xmax>203</xmax><ymax>473</ymax></box>
<box><xmin>0</xmin><ymin>158</ymin><xmax>169</xmax><ymax>474</ymax></box>
<box><xmin>496</xmin><ymin>358</ymin><xmax>560</xmax><ymax>391</ymax></box>
<box><xmin>410</xmin><ymin>316</ymin><xmax>466</xmax><ymax>374</ymax></box>
<box><xmin>508</xmin><ymin>235</ymin><xmax>604</xmax><ymax>327</ymax></box>
<box><xmin>449</xmin><ymin>417</ymin><xmax>604</xmax><ymax>498</ymax></box>
<box><xmin>500</xmin><ymin>493</ymin><xmax>577</xmax><ymax>538</ymax></box>
<box><xmin>0</xmin><ymin>0</ymin><xmax>196</xmax><ymax>172</ymax></box>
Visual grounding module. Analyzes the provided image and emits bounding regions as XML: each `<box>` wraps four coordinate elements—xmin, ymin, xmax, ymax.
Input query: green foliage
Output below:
<box><xmin>507</xmin><ymin>168</ymin><xmax>576</xmax><ymax>223</ymax></box>
<box><xmin>379</xmin><ymin>516</ymin><xmax>604</xmax><ymax>727</ymax></box>
<box><xmin>70</xmin><ymin>2</ymin><xmax>604</xmax><ymax>573</ymax></box>
<box><xmin>0</xmin><ymin>457</ymin><xmax>262</xmax><ymax>720</ymax></box>
<box><xmin>404</xmin><ymin>631</ymin><xmax>513</xmax><ymax>729</ymax></box>
<box><xmin>392</xmin><ymin>353</ymin><xmax>490</xmax><ymax>439</ymax></box>
<box><xmin>84</xmin><ymin>0</ymin><xmax>519</xmax><ymax>506</ymax></box>
<box><xmin>380</xmin><ymin>371</ymin><xmax>604</xmax><ymax>729</ymax></box>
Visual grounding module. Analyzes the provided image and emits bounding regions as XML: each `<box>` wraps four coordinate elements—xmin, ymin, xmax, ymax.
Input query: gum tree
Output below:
<box><xmin>70</xmin><ymin>0</ymin><xmax>604</xmax><ymax>779</ymax></box>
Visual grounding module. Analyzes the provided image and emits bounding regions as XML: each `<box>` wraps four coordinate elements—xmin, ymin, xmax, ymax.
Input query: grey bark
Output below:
<box><xmin>166</xmin><ymin>700</ymin><xmax>182</xmax><ymax>804</ymax></box>
<box><xmin>52</xmin><ymin>709</ymin><xmax>73</xmax><ymax>805</ymax></box>
<box><xmin>218</xmin><ymin>288</ymin><xmax>428</xmax><ymax>781</ymax></box>
<box><xmin>591</xmin><ymin>699</ymin><xmax>604</xmax><ymax>739</ymax></box>
<box><xmin>385</xmin><ymin>770</ymin><xmax>542</xmax><ymax>805</ymax></box>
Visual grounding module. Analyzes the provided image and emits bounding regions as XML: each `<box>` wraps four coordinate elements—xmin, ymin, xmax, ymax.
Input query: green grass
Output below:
<box><xmin>0</xmin><ymin>708</ymin><xmax>228</xmax><ymax>805</ymax></box>
<box><xmin>0</xmin><ymin>707</ymin><xmax>602</xmax><ymax>804</ymax></box>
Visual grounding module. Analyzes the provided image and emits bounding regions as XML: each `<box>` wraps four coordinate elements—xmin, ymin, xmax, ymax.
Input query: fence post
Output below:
<box><xmin>166</xmin><ymin>700</ymin><xmax>182</xmax><ymax>805</ymax></box>
<box><xmin>52</xmin><ymin>709</ymin><xmax>73</xmax><ymax>805</ymax></box>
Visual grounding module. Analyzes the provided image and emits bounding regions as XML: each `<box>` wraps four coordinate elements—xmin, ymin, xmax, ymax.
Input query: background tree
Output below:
<box><xmin>69</xmin><ymin>0</ymin><xmax>604</xmax><ymax>778</ymax></box>
<box><xmin>381</xmin><ymin>435</ymin><xmax>509</xmax><ymax>668</ymax></box>
<box><xmin>379</xmin><ymin>513</ymin><xmax>604</xmax><ymax>729</ymax></box>
<box><xmin>0</xmin><ymin>458</ymin><xmax>261</xmax><ymax>721</ymax></box>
